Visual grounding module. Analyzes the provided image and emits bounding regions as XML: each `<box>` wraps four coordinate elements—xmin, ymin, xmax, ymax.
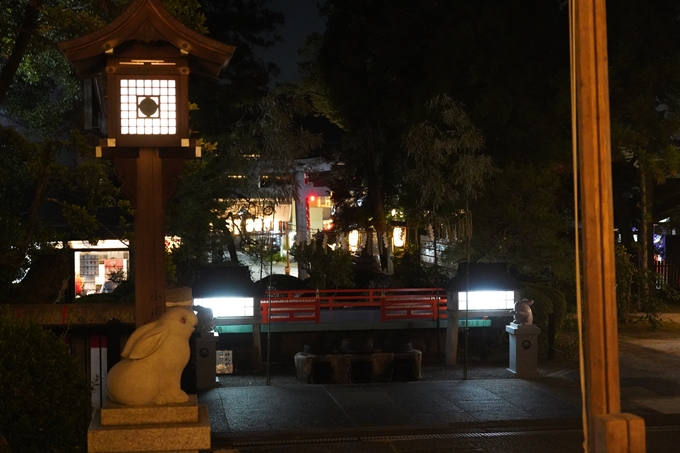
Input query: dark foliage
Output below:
<box><xmin>0</xmin><ymin>313</ymin><xmax>92</xmax><ymax>452</ymax></box>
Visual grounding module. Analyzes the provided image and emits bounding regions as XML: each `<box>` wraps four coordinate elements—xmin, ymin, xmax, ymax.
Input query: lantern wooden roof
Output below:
<box><xmin>445</xmin><ymin>263</ymin><xmax>519</xmax><ymax>292</ymax></box>
<box><xmin>58</xmin><ymin>0</ymin><xmax>234</xmax><ymax>79</ymax></box>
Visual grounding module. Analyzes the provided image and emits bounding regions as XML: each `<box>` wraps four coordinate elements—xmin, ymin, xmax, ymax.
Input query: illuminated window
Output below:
<box><xmin>458</xmin><ymin>290</ymin><xmax>515</xmax><ymax>311</ymax></box>
<box><xmin>120</xmin><ymin>79</ymin><xmax>177</xmax><ymax>135</ymax></box>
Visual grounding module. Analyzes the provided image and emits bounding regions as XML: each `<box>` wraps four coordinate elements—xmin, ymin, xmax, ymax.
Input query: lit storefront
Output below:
<box><xmin>69</xmin><ymin>240</ymin><xmax>130</xmax><ymax>296</ymax></box>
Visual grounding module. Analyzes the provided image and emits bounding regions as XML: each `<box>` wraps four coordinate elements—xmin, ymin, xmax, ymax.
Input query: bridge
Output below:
<box><xmin>212</xmin><ymin>287</ymin><xmax>511</xmax><ymax>333</ymax></box>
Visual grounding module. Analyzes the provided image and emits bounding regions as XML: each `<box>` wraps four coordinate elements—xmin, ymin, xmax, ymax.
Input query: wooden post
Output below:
<box><xmin>572</xmin><ymin>0</ymin><xmax>646</xmax><ymax>451</ymax></box>
<box><xmin>134</xmin><ymin>148</ymin><xmax>166</xmax><ymax>326</ymax></box>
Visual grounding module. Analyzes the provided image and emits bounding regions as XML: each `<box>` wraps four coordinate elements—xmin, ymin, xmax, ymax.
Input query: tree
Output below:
<box><xmin>189</xmin><ymin>0</ymin><xmax>284</xmax><ymax>137</ymax></box>
<box><xmin>0</xmin><ymin>0</ymin><xmax>289</xmax><ymax>299</ymax></box>
<box><xmin>0</xmin><ymin>0</ymin><xmax>113</xmax><ymax>132</ymax></box>
<box><xmin>301</xmin><ymin>1</ymin><xmax>465</xmax><ymax>269</ymax></box>
<box><xmin>290</xmin><ymin>237</ymin><xmax>354</xmax><ymax>290</ymax></box>
<box><xmin>168</xmin><ymin>89</ymin><xmax>322</xmax><ymax>284</ymax></box>
<box><xmin>0</xmin><ymin>0</ymin><xmax>223</xmax><ymax>302</ymax></box>
<box><xmin>0</xmin><ymin>126</ymin><xmax>130</xmax><ymax>302</ymax></box>
<box><xmin>470</xmin><ymin>162</ymin><xmax>575</xmax><ymax>286</ymax></box>
<box><xmin>606</xmin><ymin>0</ymin><xmax>680</xmax><ymax>278</ymax></box>
<box><xmin>303</xmin><ymin>1</ymin><xmax>563</xmax><ymax>270</ymax></box>
<box><xmin>401</xmin><ymin>94</ymin><xmax>494</xmax><ymax>250</ymax></box>
<box><xmin>0</xmin><ymin>0</ymin><xmax>211</xmax><ymax>134</ymax></box>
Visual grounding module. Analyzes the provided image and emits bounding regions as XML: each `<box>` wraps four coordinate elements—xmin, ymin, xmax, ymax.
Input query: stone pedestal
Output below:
<box><xmin>444</xmin><ymin>307</ymin><xmax>459</xmax><ymax>366</ymax></box>
<box><xmin>88</xmin><ymin>395</ymin><xmax>210</xmax><ymax>453</ymax></box>
<box><xmin>506</xmin><ymin>323</ymin><xmax>540</xmax><ymax>379</ymax></box>
<box><xmin>294</xmin><ymin>350</ymin><xmax>422</xmax><ymax>384</ymax></box>
<box><xmin>194</xmin><ymin>332</ymin><xmax>219</xmax><ymax>391</ymax></box>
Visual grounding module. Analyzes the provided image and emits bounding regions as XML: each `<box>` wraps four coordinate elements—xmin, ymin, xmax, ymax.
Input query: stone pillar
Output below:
<box><xmin>252</xmin><ymin>323</ymin><xmax>262</xmax><ymax>371</ymax></box>
<box><xmin>444</xmin><ymin>291</ymin><xmax>459</xmax><ymax>366</ymax></box>
<box><xmin>294</xmin><ymin>169</ymin><xmax>309</xmax><ymax>280</ymax></box>
<box><xmin>506</xmin><ymin>322</ymin><xmax>540</xmax><ymax>379</ymax></box>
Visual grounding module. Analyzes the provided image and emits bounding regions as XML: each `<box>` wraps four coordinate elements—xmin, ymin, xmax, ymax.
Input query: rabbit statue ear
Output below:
<box><xmin>122</xmin><ymin>325</ymin><xmax>169</xmax><ymax>360</ymax></box>
<box><xmin>121</xmin><ymin>322</ymin><xmax>157</xmax><ymax>358</ymax></box>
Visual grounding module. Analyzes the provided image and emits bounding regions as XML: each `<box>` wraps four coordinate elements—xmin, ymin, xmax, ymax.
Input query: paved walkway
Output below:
<box><xmin>198</xmin><ymin>323</ymin><xmax>680</xmax><ymax>451</ymax></box>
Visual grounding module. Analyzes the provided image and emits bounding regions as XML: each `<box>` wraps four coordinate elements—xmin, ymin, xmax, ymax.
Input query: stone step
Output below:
<box><xmin>88</xmin><ymin>403</ymin><xmax>210</xmax><ymax>452</ymax></box>
<box><xmin>101</xmin><ymin>395</ymin><xmax>200</xmax><ymax>426</ymax></box>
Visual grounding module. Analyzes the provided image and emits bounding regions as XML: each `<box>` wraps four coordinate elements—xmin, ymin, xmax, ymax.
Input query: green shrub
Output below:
<box><xmin>393</xmin><ymin>252</ymin><xmax>451</xmax><ymax>288</ymax></box>
<box><xmin>0</xmin><ymin>313</ymin><xmax>92</xmax><ymax>452</ymax></box>
<box><xmin>615</xmin><ymin>244</ymin><xmax>636</xmax><ymax>323</ymax></box>
<box><xmin>291</xmin><ymin>238</ymin><xmax>354</xmax><ymax>289</ymax></box>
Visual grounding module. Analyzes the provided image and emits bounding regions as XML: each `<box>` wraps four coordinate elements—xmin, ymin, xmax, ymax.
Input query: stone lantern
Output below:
<box><xmin>443</xmin><ymin>262</ymin><xmax>519</xmax><ymax>366</ymax></box>
<box><xmin>59</xmin><ymin>0</ymin><xmax>235</xmax><ymax>326</ymax></box>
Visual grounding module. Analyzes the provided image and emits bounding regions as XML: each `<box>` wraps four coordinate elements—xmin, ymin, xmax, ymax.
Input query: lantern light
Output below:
<box><xmin>444</xmin><ymin>263</ymin><xmax>519</xmax><ymax>316</ymax></box>
<box><xmin>458</xmin><ymin>290</ymin><xmax>515</xmax><ymax>311</ymax></box>
<box><xmin>191</xmin><ymin>267</ymin><xmax>258</xmax><ymax>320</ymax></box>
<box><xmin>57</xmin><ymin>0</ymin><xmax>235</xmax><ymax>155</ymax></box>
<box><xmin>393</xmin><ymin>226</ymin><xmax>405</xmax><ymax>247</ymax></box>
<box><xmin>348</xmin><ymin>230</ymin><xmax>359</xmax><ymax>251</ymax></box>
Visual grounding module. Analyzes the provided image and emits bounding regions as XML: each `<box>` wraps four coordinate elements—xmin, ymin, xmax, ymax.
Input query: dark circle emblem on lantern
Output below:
<box><xmin>138</xmin><ymin>97</ymin><xmax>158</xmax><ymax>117</ymax></box>
<box><xmin>522</xmin><ymin>340</ymin><xmax>532</xmax><ymax>350</ymax></box>
<box><xmin>199</xmin><ymin>348</ymin><xmax>210</xmax><ymax>358</ymax></box>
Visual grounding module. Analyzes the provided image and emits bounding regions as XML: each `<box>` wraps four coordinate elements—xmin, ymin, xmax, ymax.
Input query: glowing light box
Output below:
<box><xmin>458</xmin><ymin>290</ymin><xmax>515</xmax><ymax>311</ymax></box>
<box><xmin>120</xmin><ymin>79</ymin><xmax>177</xmax><ymax>135</ymax></box>
<box><xmin>445</xmin><ymin>262</ymin><xmax>519</xmax><ymax>314</ymax></box>
<box><xmin>191</xmin><ymin>267</ymin><xmax>258</xmax><ymax>320</ymax></box>
<box><xmin>194</xmin><ymin>297</ymin><xmax>254</xmax><ymax>318</ymax></box>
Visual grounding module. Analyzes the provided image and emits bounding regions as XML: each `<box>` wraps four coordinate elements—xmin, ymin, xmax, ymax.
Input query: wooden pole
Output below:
<box><xmin>134</xmin><ymin>148</ymin><xmax>166</xmax><ymax>327</ymax></box>
<box><xmin>572</xmin><ymin>0</ymin><xmax>646</xmax><ymax>451</ymax></box>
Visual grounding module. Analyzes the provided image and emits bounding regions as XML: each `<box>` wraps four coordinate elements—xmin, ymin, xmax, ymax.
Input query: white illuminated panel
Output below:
<box><xmin>458</xmin><ymin>291</ymin><xmax>515</xmax><ymax>311</ymax></box>
<box><xmin>69</xmin><ymin>240</ymin><xmax>128</xmax><ymax>250</ymax></box>
<box><xmin>194</xmin><ymin>297</ymin><xmax>254</xmax><ymax>318</ymax></box>
<box><xmin>393</xmin><ymin>226</ymin><xmax>405</xmax><ymax>247</ymax></box>
<box><xmin>120</xmin><ymin>79</ymin><xmax>177</xmax><ymax>135</ymax></box>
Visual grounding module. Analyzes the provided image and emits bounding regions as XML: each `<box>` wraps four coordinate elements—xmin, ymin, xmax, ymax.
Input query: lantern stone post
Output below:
<box><xmin>59</xmin><ymin>0</ymin><xmax>234</xmax><ymax>327</ymax></box>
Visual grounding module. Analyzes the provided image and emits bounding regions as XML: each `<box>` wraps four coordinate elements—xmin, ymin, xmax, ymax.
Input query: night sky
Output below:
<box><xmin>257</xmin><ymin>0</ymin><xmax>326</xmax><ymax>85</ymax></box>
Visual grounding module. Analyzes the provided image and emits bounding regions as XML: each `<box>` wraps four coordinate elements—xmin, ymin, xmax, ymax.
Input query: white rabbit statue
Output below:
<box><xmin>107</xmin><ymin>307</ymin><xmax>197</xmax><ymax>406</ymax></box>
<box><xmin>510</xmin><ymin>298</ymin><xmax>534</xmax><ymax>325</ymax></box>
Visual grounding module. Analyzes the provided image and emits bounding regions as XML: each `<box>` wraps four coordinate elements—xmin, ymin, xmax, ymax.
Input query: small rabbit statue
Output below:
<box><xmin>510</xmin><ymin>298</ymin><xmax>534</xmax><ymax>325</ymax></box>
<box><xmin>107</xmin><ymin>307</ymin><xmax>197</xmax><ymax>405</ymax></box>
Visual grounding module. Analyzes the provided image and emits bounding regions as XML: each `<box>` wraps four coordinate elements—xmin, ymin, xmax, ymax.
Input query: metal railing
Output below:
<box><xmin>655</xmin><ymin>262</ymin><xmax>680</xmax><ymax>289</ymax></box>
<box><xmin>260</xmin><ymin>288</ymin><xmax>447</xmax><ymax>324</ymax></box>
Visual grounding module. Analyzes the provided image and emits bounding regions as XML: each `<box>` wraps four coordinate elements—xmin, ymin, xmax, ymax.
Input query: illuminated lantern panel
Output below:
<box><xmin>348</xmin><ymin>230</ymin><xmax>359</xmax><ymax>252</ymax></box>
<box><xmin>194</xmin><ymin>297</ymin><xmax>254</xmax><ymax>318</ymax></box>
<box><xmin>120</xmin><ymin>79</ymin><xmax>177</xmax><ymax>135</ymax></box>
<box><xmin>458</xmin><ymin>290</ymin><xmax>515</xmax><ymax>311</ymax></box>
<box><xmin>393</xmin><ymin>226</ymin><xmax>405</xmax><ymax>247</ymax></box>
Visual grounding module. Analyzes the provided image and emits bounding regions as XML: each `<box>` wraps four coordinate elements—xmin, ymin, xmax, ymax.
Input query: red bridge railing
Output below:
<box><xmin>260</xmin><ymin>288</ymin><xmax>447</xmax><ymax>324</ymax></box>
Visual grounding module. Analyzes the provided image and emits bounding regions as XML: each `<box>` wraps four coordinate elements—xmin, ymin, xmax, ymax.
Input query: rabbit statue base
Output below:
<box><xmin>89</xmin><ymin>307</ymin><xmax>210</xmax><ymax>452</ymax></box>
<box><xmin>107</xmin><ymin>307</ymin><xmax>198</xmax><ymax>406</ymax></box>
<box><xmin>87</xmin><ymin>395</ymin><xmax>211</xmax><ymax>452</ymax></box>
<box><xmin>506</xmin><ymin>322</ymin><xmax>541</xmax><ymax>379</ymax></box>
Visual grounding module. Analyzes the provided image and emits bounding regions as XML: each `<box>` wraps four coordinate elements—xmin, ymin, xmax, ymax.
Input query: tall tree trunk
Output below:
<box><xmin>638</xmin><ymin>167</ymin><xmax>654</xmax><ymax>311</ymax></box>
<box><xmin>225</xmin><ymin>229</ymin><xmax>239</xmax><ymax>262</ymax></box>
<box><xmin>366</xmin><ymin>140</ymin><xmax>387</xmax><ymax>270</ymax></box>
<box><xmin>0</xmin><ymin>0</ymin><xmax>42</xmax><ymax>105</ymax></box>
